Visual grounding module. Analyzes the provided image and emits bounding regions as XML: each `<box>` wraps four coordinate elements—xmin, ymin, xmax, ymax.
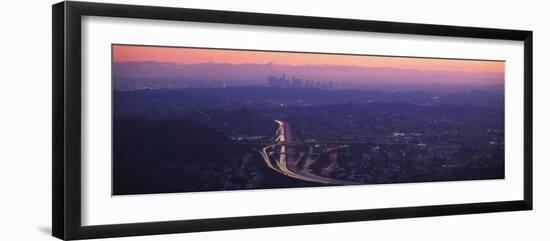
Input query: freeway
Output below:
<box><xmin>258</xmin><ymin>120</ymin><xmax>359</xmax><ymax>185</ymax></box>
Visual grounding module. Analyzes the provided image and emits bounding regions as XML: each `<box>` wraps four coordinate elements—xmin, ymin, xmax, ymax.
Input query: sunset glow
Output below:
<box><xmin>112</xmin><ymin>44</ymin><xmax>506</xmax><ymax>195</ymax></box>
<box><xmin>113</xmin><ymin>45</ymin><xmax>504</xmax><ymax>74</ymax></box>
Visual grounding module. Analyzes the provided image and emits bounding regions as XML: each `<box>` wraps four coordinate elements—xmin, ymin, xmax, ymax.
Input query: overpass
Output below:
<box><xmin>259</xmin><ymin>120</ymin><xmax>359</xmax><ymax>185</ymax></box>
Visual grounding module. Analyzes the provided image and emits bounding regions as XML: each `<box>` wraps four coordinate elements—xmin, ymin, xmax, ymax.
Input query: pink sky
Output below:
<box><xmin>113</xmin><ymin>45</ymin><xmax>504</xmax><ymax>73</ymax></box>
<box><xmin>112</xmin><ymin>45</ymin><xmax>504</xmax><ymax>88</ymax></box>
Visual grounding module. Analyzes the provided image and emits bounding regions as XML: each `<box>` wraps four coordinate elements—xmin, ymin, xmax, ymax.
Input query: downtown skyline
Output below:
<box><xmin>113</xmin><ymin>44</ymin><xmax>505</xmax><ymax>91</ymax></box>
<box><xmin>112</xmin><ymin>44</ymin><xmax>505</xmax><ymax>195</ymax></box>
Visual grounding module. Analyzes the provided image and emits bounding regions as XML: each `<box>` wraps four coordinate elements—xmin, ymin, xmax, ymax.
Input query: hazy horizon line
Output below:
<box><xmin>113</xmin><ymin>60</ymin><xmax>505</xmax><ymax>75</ymax></box>
<box><xmin>113</xmin><ymin>45</ymin><xmax>504</xmax><ymax>74</ymax></box>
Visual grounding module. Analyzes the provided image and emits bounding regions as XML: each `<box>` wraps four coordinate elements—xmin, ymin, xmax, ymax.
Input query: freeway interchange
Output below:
<box><xmin>258</xmin><ymin>120</ymin><xmax>359</xmax><ymax>185</ymax></box>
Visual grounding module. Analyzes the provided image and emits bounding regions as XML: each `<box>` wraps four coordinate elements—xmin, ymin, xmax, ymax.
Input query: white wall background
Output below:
<box><xmin>0</xmin><ymin>0</ymin><xmax>547</xmax><ymax>240</ymax></box>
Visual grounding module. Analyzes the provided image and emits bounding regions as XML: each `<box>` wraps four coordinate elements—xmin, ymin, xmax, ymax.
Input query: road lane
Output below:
<box><xmin>258</xmin><ymin>120</ymin><xmax>360</xmax><ymax>185</ymax></box>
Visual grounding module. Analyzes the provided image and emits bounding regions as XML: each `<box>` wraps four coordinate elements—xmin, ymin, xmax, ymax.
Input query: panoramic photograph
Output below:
<box><xmin>112</xmin><ymin>44</ymin><xmax>505</xmax><ymax>195</ymax></box>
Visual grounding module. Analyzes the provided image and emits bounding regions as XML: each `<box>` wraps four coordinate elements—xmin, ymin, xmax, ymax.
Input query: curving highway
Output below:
<box><xmin>258</xmin><ymin>120</ymin><xmax>360</xmax><ymax>185</ymax></box>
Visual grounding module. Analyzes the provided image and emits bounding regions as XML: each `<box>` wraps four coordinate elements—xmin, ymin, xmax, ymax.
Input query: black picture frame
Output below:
<box><xmin>52</xmin><ymin>1</ymin><xmax>533</xmax><ymax>240</ymax></box>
